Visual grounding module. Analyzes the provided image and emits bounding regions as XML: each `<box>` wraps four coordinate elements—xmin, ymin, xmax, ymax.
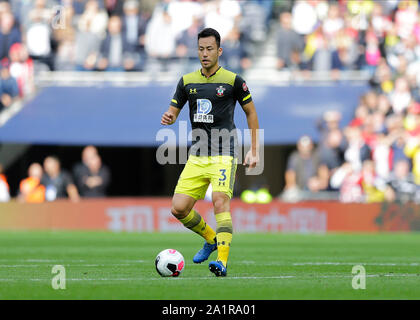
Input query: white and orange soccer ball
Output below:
<box><xmin>155</xmin><ymin>249</ymin><xmax>185</xmax><ymax>277</ymax></box>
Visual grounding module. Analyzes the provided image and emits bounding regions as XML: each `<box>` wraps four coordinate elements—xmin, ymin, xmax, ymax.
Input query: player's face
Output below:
<box><xmin>198</xmin><ymin>36</ymin><xmax>222</xmax><ymax>69</ymax></box>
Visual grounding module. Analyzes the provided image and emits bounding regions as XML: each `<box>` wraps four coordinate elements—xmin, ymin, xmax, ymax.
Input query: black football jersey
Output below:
<box><xmin>170</xmin><ymin>67</ymin><xmax>252</xmax><ymax>157</ymax></box>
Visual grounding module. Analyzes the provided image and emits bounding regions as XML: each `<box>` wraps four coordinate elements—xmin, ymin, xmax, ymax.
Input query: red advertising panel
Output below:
<box><xmin>0</xmin><ymin>198</ymin><xmax>419</xmax><ymax>232</ymax></box>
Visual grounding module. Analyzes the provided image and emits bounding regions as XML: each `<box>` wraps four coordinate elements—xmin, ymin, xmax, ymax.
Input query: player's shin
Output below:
<box><xmin>179</xmin><ymin>209</ymin><xmax>216</xmax><ymax>244</ymax></box>
<box><xmin>215</xmin><ymin>211</ymin><xmax>233</xmax><ymax>267</ymax></box>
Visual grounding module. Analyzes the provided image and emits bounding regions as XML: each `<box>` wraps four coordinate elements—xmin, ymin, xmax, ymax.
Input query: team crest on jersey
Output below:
<box><xmin>216</xmin><ymin>86</ymin><xmax>226</xmax><ymax>97</ymax></box>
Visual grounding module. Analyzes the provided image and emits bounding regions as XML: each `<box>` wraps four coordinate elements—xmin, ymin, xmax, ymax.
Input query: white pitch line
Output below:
<box><xmin>0</xmin><ymin>259</ymin><xmax>146</xmax><ymax>263</ymax></box>
<box><xmin>0</xmin><ymin>274</ymin><xmax>418</xmax><ymax>282</ymax></box>
<box><xmin>0</xmin><ymin>264</ymin><xmax>134</xmax><ymax>268</ymax></box>
<box><xmin>1</xmin><ymin>261</ymin><xmax>419</xmax><ymax>268</ymax></box>
<box><xmin>237</xmin><ymin>261</ymin><xmax>420</xmax><ymax>266</ymax></box>
<box><xmin>0</xmin><ymin>265</ymin><xmax>40</xmax><ymax>268</ymax></box>
<box><xmin>292</xmin><ymin>262</ymin><xmax>420</xmax><ymax>266</ymax></box>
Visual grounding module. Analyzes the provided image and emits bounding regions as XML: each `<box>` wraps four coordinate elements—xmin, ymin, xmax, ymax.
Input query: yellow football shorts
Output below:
<box><xmin>174</xmin><ymin>155</ymin><xmax>238</xmax><ymax>200</ymax></box>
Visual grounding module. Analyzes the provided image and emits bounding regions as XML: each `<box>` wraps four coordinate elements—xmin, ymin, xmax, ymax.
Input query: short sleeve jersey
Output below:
<box><xmin>170</xmin><ymin>67</ymin><xmax>252</xmax><ymax>157</ymax></box>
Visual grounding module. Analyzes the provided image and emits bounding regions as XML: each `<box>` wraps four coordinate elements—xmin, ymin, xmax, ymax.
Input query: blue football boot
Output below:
<box><xmin>209</xmin><ymin>260</ymin><xmax>227</xmax><ymax>277</ymax></box>
<box><xmin>193</xmin><ymin>240</ymin><xmax>217</xmax><ymax>264</ymax></box>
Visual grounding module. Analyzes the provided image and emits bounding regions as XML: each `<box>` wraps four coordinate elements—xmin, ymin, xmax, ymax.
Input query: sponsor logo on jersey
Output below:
<box><xmin>242</xmin><ymin>82</ymin><xmax>248</xmax><ymax>91</ymax></box>
<box><xmin>194</xmin><ymin>99</ymin><xmax>214</xmax><ymax>123</ymax></box>
<box><xmin>190</xmin><ymin>88</ymin><xmax>197</xmax><ymax>94</ymax></box>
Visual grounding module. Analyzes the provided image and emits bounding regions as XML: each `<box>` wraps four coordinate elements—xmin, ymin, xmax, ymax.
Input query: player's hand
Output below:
<box><xmin>243</xmin><ymin>149</ymin><xmax>259</xmax><ymax>171</ymax></box>
<box><xmin>161</xmin><ymin>111</ymin><xmax>175</xmax><ymax>125</ymax></box>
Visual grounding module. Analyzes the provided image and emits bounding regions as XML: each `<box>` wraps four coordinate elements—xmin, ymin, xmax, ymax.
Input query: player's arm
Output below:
<box><xmin>161</xmin><ymin>106</ymin><xmax>181</xmax><ymax>125</ymax></box>
<box><xmin>242</xmin><ymin>100</ymin><xmax>260</xmax><ymax>169</ymax></box>
<box><xmin>234</xmin><ymin>74</ymin><xmax>259</xmax><ymax>169</ymax></box>
<box><xmin>161</xmin><ymin>77</ymin><xmax>187</xmax><ymax>125</ymax></box>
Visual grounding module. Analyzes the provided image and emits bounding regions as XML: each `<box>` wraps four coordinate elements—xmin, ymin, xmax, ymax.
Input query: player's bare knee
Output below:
<box><xmin>171</xmin><ymin>205</ymin><xmax>189</xmax><ymax>219</ymax></box>
<box><xmin>213</xmin><ymin>196</ymin><xmax>230</xmax><ymax>213</ymax></box>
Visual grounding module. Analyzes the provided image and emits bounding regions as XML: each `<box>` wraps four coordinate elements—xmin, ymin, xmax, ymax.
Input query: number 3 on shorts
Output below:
<box><xmin>219</xmin><ymin>169</ymin><xmax>227</xmax><ymax>182</ymax></box>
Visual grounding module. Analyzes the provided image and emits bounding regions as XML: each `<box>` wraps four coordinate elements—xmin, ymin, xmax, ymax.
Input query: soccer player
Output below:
<box><xmin>161</xmin><ymin>28</ymin><xmax>259</xmax><ymax>277</ymax></box>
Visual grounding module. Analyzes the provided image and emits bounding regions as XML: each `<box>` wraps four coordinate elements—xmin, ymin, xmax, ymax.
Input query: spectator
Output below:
<box><xmin>346</xmin><ymin>0</ymin><xmax>374</xmax><ymax>32</ymax></box>
<box><xmin>239</xmin><ymin>0</ymin><xmax>269</xmax><ymax>44</ymax></box>
<box><xmin>394</xmin><ymin>0</ymin><xmax>418</xmax><ymax>40</ymax></box>
<box><xmin>204</xmin><ymin>0</ymin><xmax>241</xmax><ymax>41</ymax></box>
<box><xmin>26</xmin><ymin>0</ymin><xmax>55</xmax><ymax>71</ymax></box>
<box><xmin>0</xmin><ymin>63</ymin><xmax>19</xmax><ymax>111</ymax></box>
<box><xmin>122</xmin><ymin>0</ymin><xmax>150</xmax><ymax>71</ymax></box>
<box><xmin>74</xmin><ymin>153</ymin><xmax>111</xmax><ymax>197</ymax></box>
<box><xmin>9</xmin><ymin>43</ymin><xmax>34</xmax><ymax>97</ymax></box>
<box><xmin>41</xmin><ymin>156</ymin><xmax>80</xmax><ymax>202</ymax></box>
<box><xmin>167</xmin><ymin>0</ymin><xmax>203</xmax><ymax>37</ymax></box>
<box><xmin>369</xmin><ymin>58</ymin><xmax>394</xmax><ymax>94</ymax></box>
<box><xmin>384</xmin><ymin>114</ymin><xmax>408</xmax><ymax>166</ymax></box>
<box><xmin>291</xmin><ymin>0</ymin><xmax>318</xmax><ymax>36</ymax></box>
<box><xmin>389</xmin><ymin>77</ymin><xmax>412</xmax><ymax>114</ymax></box>
<box><xmin>317</xmin><ymin>128</ymin><xmax>345</xmax><ymax>172</ymax></box>
<box><xmin>220</xmin><ymin>27</ymin><xmax>250</xmax><ymax>75</ymax></box>
<box><xmin>331</xmin><ymin>25</ymin><xmax>359</xmax><ymax>71</ymax></box>
<box><xmin>103</xmin><ymin>0</ymin><xmax>124</xmax><ymax>17</ymax></box>
<box><xmin>310</xmin><ymin>28</ymin><xmax>336</xmax><ymax>74</ymax></box>
<box><xmin>330</xmin><ymin>162</ymin><xmax>364</xmax><ymax>202</ymax></box>
<box><xmin>97</xmin><ymin>15</ymin><xmax>136</xmax><ymax>71</ymax></box>
<box><xmin>73</xmin><ymin>146</ymin><xmax>110</xmax><ymax>197</ymax></box>
<box><xmin>331</xmin><ymin>159</ymin><xmax>385</xmax><ymax>203</ymax></box>
<box><xmin>276</xmin><ymin>11</ymin><xmax>304</xmax><ymax>70</ymax></box>
<box><xmin>322</xmin><ymin>3</ymin><xmax>344</xmax><ymax>41</ymax></box>
<box><xmin>0</xmin><ymin>11</ymin><xmax>21</xmax><ymax>61</ymax></box>
<box><xmin>370</xmin><ymin>2</ymin><xmax>392</xmax><ymax>41</ymax></box>
<box><xmin>283</xmin><ymin>135</ymin><xmax>322</xmax><ymax>193</ymax></box>
<box><xmin>362</xmin><ymin>28</ymin><xmax>382</xmax><ymax>73</ymax></box>
<box><xmin>74</xmin><ymin>0</ymin><xmax>108</xmax><ymax>71</ymax></box>
<box><xmin>53</xmin><ymin>4</ymin><xmax>77</xmax><ymax>71</ymax></box>
<box><xmin>360</xmin><ymin>159</ymin><xmax>386</xmax><ymax>203</ymax></box>
<box><xmin>72</xmin><ymin>0</ymin><xmax>90</xmax><ymax>16</ymax></box>
<box><xmin>364</xmin><ymin>90</ymin><xmax>379</xmax><ymax>113</ymax></box>
<box><xmin>371</xmin><ymin>133</ymin><xmax>392</xmax><ymax>180</ymax></box>
<box><xmin>18</xmin><ymin>163</ymin><xmax>46</xmax><ymax>203</ymax></box>
<box><xmin>349</xmin><ymin>103</ymin><xmax>369</xmax><ymax>128</ymax></box>
<box><xmin>384</xmin><ymin>159</ymin><xmax>420</xmax><ymax>203</ymax></box>
<box><xmin>144</xmin><ymin>6</ymin><xmax>177</xmax><ymax>72</ymax></box>
<box><xmin>175</xmin><ymin>15</ymin><xmax>203</xmax><ymax>73</ymax></box>
<box><xmin>0</xmin><ymin>163</ymin><xmax>10</xmax><ymax>202</ymax></box>
<box><xmin>404</xmin><ymin>133</ymin><xmax>420</xmax><ymax>185</ymax></box>
<box><xmin>343</xmin><ymin>126</ymin><xmax>371</xmax><ymax>172</ymax></box>
<box><xmin>377</xmin><ymin>93</ymin><xmax>392</xmax><ymax>116</ymax></box>
<box><xmin>73</xmin><ymin>145</ymin><xmax>97</xmax><ymax>184</ymax></box>
<box><xmin>317</xmin><ymin>110</ymin><xmax>342</xmax><ymax>140</ymax></box>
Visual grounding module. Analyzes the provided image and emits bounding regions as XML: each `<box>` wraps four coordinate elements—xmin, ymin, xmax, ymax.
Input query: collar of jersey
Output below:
<box><xmin>200</xmin><ymin>66</ymin><xmax>222</xmax><ymax>79</ymax></box>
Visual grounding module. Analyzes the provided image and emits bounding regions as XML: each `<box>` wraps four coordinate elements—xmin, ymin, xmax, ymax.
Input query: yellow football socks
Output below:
<box><xmin>215</xmin><ymin>211</ymin><xmax>233</xmax><ymax>267</ymax></box>
<box><xmin>179</xmin><ymin>209</ymin><xmax>216</xmax><ymax>244</ymax></box>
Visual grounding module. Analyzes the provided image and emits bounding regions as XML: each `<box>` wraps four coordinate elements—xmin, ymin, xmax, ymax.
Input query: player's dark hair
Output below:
<box><xmin>198</xmin><ymin>28</ymin><xmax>221</xmax><ymax>48</ymax></box>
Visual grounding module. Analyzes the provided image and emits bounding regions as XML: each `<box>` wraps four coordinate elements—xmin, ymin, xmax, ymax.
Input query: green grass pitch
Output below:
<box><xmin>0</xmin><ymin>231</ymin><xmax>419</xmax><ymax>299</ymax></box>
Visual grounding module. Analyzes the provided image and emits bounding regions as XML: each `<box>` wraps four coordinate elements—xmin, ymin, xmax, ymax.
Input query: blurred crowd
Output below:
<box><xmin>2</xmin><ymin>0</ymin><xmax>419</xmax><ymax>112</ymax></box>
<box><xmin>0</xmin><ymin>0</ymin><xmax>275</xmax><ymax>78</ymax></box>
<box><xmin>0</xmin><ymin>145</ymin><xmax>110</xmax><ymax>202</ymax></box>
<box><xmin>282</xmin><ymin>97</ymin><xmax>420</xmax><ymax>204</ymax></box>
<box><xmin>275</xmin><ymin>0</ymin><xmax>420</xmax><ymax>76</ymax></box>
<box><xmin>2</xmin><ymin>0</ymin><xmax>420</xmax><ymax>204</ymax></box>
<box><xmin>280</xmin><ymin>0</ymin><xmax>420</xmax><ymax>203</ymax></box>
